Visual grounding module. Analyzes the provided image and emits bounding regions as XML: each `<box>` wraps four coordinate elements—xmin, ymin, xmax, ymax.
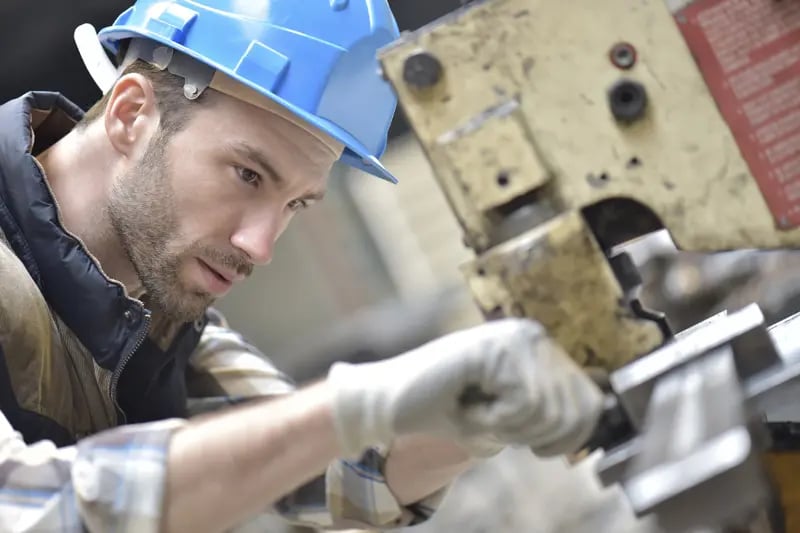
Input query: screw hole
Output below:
<box><xmin>618</xmin><ymin>90</ymin><xmax>636</xmax><ymax>104</ymax></box>
<box><xmin>497</xmin><ymin>172</ymin><xmax>510</xmax><ymax>187</ymax></box>
<box><xmin>599</xmin><ymin>172</ymin><xmax>609</xmax><ymax>181</ymax></box>
<box><xmin>628</xmin><ymin>156</ymin><xmax>642</xmax><ymax>168</ymax></box>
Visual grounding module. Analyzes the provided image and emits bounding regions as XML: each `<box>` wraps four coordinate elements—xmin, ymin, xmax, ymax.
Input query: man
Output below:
<box><xmin>0</xmin><ymin>1</ymin><xmax>604</xmax><ymax>532</ymax></box>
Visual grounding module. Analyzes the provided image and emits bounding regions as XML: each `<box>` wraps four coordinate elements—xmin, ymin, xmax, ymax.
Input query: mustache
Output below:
<box><xmin>196</xmin><ymin>246</ymin><xmax>253</xmax><ymax>278</ymax></box>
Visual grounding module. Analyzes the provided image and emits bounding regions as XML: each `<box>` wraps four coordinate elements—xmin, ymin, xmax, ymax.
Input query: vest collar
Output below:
<box><xmin>0</xmin><ymin>92</ymin><xmax>148</xmax><ymax>370</ymax></box>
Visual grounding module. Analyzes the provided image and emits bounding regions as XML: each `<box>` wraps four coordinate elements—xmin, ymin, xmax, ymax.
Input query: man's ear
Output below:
<box><xmin>103</xmin><ymin>73</ymin><xmax>159</xmax><ymax>158</ymax></box>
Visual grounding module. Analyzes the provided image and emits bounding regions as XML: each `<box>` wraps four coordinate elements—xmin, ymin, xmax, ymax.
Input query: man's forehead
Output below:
<box><xmin>208</xmin><ymin>72</ymin><xmax>344</xmax><ymax>159</ymax></box>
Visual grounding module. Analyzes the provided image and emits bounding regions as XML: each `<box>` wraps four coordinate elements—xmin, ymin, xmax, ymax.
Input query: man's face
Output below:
<box><xmin>107</xmin><ymin>92</ymin><xmax>337</xmax><ymax>322</ymax></box>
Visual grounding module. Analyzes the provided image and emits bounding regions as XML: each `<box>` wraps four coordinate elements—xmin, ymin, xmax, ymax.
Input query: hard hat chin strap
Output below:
<box><xmin>74</xmin><ymin>24</ymin><xmax>119</xmax><ymax>94</ymax></box>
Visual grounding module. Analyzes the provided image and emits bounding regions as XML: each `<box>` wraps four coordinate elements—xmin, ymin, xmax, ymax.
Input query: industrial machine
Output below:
<box><xmin>376</xmin><ymin>0</ymin><xmax>800</xmax><ymax>531</ymax></box>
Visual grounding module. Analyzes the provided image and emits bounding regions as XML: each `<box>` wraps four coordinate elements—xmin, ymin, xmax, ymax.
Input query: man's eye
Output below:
<box><xmin>237</xmin><ymin>167</ymin><xmax>261</xmax><ymax>187</ymax></box>
<box><xmin>288</xmin><ymin>198</ymin><xmax>309</xmax><ymax>211</ymax></box>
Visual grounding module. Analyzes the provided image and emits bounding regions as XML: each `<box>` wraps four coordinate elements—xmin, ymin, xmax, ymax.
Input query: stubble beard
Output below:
<box><xmin>107</xmin><ymin>131</ymin><xmax>214</xmax><ymax>323</ymax></box>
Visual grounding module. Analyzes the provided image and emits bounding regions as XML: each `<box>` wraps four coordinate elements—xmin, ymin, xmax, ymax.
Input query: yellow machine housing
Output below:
<box><xmin>377</xmin><ymin>0</ymin><xmax>800</xmax><ymax>529</ymax></box>
<box><xmin>378</xmin><ymin>0</ymin><xmax>800</xmax><ymax>371</ymax></box>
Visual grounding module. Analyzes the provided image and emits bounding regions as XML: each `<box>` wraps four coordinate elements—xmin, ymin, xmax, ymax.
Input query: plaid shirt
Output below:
<box><xmin>0</xmin><ymin>321</ymin><xmax>446</xmax><ymax>532</ymax></box>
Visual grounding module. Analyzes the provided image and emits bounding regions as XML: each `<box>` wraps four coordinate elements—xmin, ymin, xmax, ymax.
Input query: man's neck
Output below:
<box><xmin>36</xmin><ymin>125</ymin><xmax>144</xmax><ymax>296</ymax></box>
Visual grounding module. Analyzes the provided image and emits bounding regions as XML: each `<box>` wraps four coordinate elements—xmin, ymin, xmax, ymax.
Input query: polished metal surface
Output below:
<box><xmin>596</xmin><ymin>308</ymin><xmax>800</xmax><ymax>532</ymax></box>
<box><xmin>609</xmin><ymin>304</ymin><xmax>766</xmax><ymax>428</ymax></box>
<box><xmin>625</xmin><ymin>350</ymin><xmax>769</xmax><ymax>531</ymax></box>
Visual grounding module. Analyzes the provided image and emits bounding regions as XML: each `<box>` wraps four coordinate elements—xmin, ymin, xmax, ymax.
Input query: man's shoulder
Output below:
<box><xmin>0</xmin><ymin>92</ymin><xmax>84</xmax><ymax>153</ymax></box>
<box><xmin>0</xmin><ymin>92</ymin><xmax>84</xmax><ymax>117</ymax></box>
<box><xmin>0</xmin><ymin>234</ymin><xmax>51</xmax><ymax>343</ymax></box>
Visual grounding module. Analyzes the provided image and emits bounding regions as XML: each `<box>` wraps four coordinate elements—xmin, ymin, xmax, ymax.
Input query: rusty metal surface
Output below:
<box><xmin>463</xmin><ymin>211</ymin><xmax>663</xmax><ymax>370</ymax></box>
<box><xmin>378</xmin><ymin>0</ymin><xmax>800</xmax><ymax>373</ymax></box>
<box><xmin>378</xmin><ymin>4</ymin><xmax>800</xmax><ymax>528</ymax></box>
<box><xmin>379</xmin><ymin>0</ymin><xmax>800</xmax><ymax>254</ymax></box>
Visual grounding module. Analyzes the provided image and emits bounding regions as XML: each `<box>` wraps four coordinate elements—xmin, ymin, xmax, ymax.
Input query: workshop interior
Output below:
<box><xmin>3</xmin><ymin>1</ymin><xmax>800</xmax><ymax>532</ymax></box>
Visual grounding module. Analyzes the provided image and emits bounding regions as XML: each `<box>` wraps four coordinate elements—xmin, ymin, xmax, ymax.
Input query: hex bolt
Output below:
<box><xmin>403</xmin><ymin>51</ymin><xmax>444</xmax><ymax>89</ymax></box>
<box><xmin>608</xmin><ymin>79</ymin><xmax>648</xmax><ymax>123</ymax></box>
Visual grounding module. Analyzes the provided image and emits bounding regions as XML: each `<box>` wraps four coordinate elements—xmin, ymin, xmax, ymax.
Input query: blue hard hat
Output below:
<box><xmin>97</xmin><ymin>0</ymin><xmax>401</xmax><ymax>183</ymax></box>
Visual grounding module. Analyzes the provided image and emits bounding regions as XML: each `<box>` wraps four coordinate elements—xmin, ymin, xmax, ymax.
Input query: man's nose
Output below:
<box><xmin>230</xmin><ymin>215</ymin><xmax>283</xmax><ymax>266</ymax></box>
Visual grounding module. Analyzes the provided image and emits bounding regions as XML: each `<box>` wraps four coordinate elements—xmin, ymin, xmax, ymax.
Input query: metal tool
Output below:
<box><xmin>377</xmin><ymin>0</ymin><xmax>800</xmax><ymax>530</ymax></box>
<box><xmin>595</xmin><ymin>307</ymin><xmax>800</xmax><ymax>531</ymax></box>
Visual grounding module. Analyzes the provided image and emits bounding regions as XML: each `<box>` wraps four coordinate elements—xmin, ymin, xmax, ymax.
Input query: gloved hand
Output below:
<box><xmin>327</xmin><ymin>318</ymin><xmax>604</xmax><ymax>459</ymax></box>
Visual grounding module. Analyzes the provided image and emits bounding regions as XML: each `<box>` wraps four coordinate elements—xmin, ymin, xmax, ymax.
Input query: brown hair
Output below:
<box><xmin>77</xmin><ymin>59</ymin><xmax>208</xmax><ymax>135</ymax></box>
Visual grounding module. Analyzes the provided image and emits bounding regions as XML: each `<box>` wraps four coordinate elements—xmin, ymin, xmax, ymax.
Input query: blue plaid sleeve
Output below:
<box><xmin>0</xmin><ymin>411</ymin><xmax>182</xmax><ymax>533</ymax></box>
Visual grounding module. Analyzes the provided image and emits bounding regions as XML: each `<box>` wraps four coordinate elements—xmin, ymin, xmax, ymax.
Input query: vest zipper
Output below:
<box><xmin>110</xmin><ymin>311</ymin><xmax>152</xmax><ymax>424</ymax></box>
<box><xmin>32</xmin><ymin>128</ymin><xmax>152</xmax><ymax>426</ymax></box>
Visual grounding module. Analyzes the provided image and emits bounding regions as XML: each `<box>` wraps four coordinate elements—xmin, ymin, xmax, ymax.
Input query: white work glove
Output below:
<box><xmin>327</xmin><ymin>318</ymin><xmax>604</xmax><ymax>459</ymax></box>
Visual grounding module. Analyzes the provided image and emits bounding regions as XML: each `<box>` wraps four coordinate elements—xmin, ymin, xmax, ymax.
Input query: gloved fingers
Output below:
<box><xmin>531</xmin><ymin>418</ymin><xmax>591</xmax><ymax>456</ymax></box>
<box><xmin>529</xmin><ymin>373</ymin><xmax>605</xmax><ymax>456</ymax></box>
<box><xmin>456</xmin><ymin>350</ymin><xmax>545</xmax><ymax>432</ymax></box>
<box><xmin>493</xmin><ymin>367</ymin><xmax>598</xmax><ymax>449</ymax></box>
<box><xmin>531</xmin><ymin>398</ymin><xmax>599</xmax><ymax>456</ymax></box>
<box><xmin>565</xmin><ymin>369</ymin><xmax>604</xmax><ymax>425</ymax></box>
<box><xmin>458</xmin><ymin>384</ymin><xmax>542</xmax><ymax>434</ymax></box>
<box><xmin>457</xmin><ymin>328</ymin><xmax>572</xmax><ymax>432</ymax></box>
<box><xmin>493</xmin><ymin>379</ymin><xmax>570</xmax><ymax>446</ymax></box>
<box><xmin>462</xmin><ymin>364</ymin><xmax>577</xmax><ymax>445</ymax></box>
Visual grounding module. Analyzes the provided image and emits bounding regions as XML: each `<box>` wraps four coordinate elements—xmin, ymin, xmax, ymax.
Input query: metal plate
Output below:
<box><xmin>673</xmin><ymin>0</ymin><xmax>800</xmax><ymax>229</ymax></box>
<box><xmin>379</xmin><ymin>0</ymin><xmax>800</xmax><ymax>253</ymax></box>
<box><xmin>463</xmin><ymin>211</ymin><xmax>664</xmax><ymax>370</ymax></box>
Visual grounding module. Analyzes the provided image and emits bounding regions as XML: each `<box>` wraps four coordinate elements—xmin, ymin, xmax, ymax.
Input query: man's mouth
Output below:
<box><xmin>202</xmin><ymin>261</ymin><xmax>232</xmax><ymax>282</ymax></box>
<box><xmin>196</xmin><ymin>258</ymin><xmax>236</xmax><ymax>296</ymax></box>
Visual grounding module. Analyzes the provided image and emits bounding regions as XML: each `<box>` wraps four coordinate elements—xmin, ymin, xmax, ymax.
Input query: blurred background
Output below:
<box><xmin>4</xmin><ymin>2</ymin><xmax>800</xmax><ymax>532</ymax></box>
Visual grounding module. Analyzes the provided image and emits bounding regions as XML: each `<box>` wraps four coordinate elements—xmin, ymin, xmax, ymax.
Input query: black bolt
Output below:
<box><xmin>608</xmin><ymin>79</ymin><xmax>648</xmax><ymax>123</ymax></box>
<box><xmin>403</xmin><ymin>52</ymin><xmax>443</xmax><ymax>89</ymax></box>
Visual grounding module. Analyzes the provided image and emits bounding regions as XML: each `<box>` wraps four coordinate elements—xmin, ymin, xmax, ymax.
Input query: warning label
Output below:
<box><xmin>674</xmin><ymin>0</ymin><xmax>800</xmax><ymax>227</ymax></box>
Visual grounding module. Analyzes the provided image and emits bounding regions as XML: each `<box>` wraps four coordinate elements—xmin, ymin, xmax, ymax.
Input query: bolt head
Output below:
<box><xmin>608</xmin><ymin>79</ymin><xmax>648</xmax><ymax>123</ymax></box>
<box><xmin>403</xmin><ymin>52</ymin><xmax>443</xmax><ymax>89</ymax></box>
<box><xmin>184</xmin><ymin>84</ymin><xmax>200</xmax><ymax>99</ymax></box>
